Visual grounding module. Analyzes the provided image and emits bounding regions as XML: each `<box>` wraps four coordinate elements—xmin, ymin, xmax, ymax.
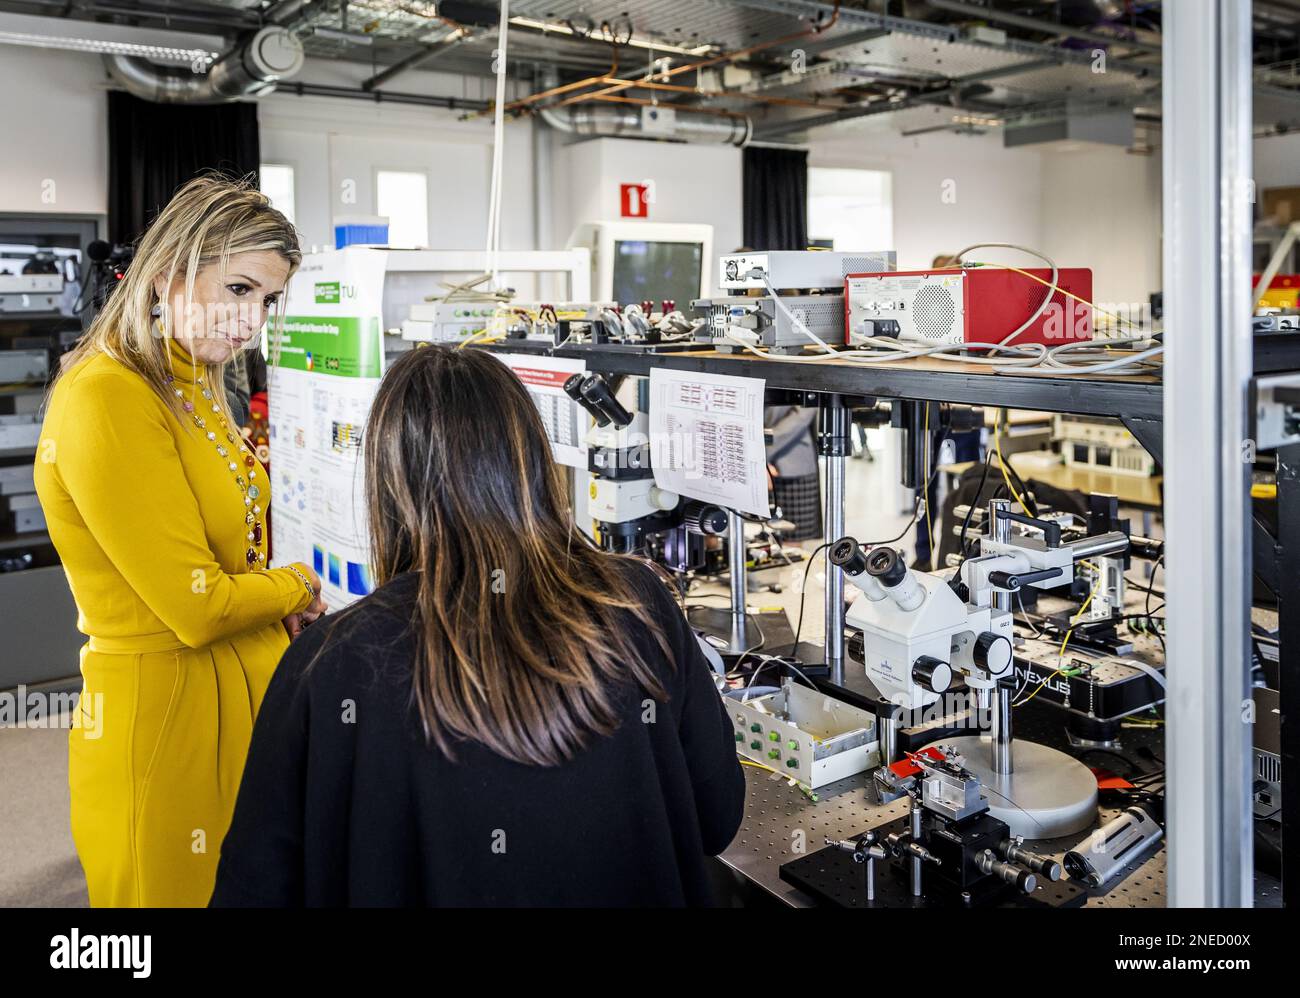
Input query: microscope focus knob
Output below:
<box><xmin>974</xmin><ymin>632</ymin><xmax>1013</xmax><ymax>677</ymax></box>
<box><xmin>912</xmin><ymin>656</ymin><xmax>952</xmax><ymax>694</ymax></box>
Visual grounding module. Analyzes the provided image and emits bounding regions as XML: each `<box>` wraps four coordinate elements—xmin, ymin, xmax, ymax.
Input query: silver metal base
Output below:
<box><xmin>719</xmin><ymin>617</ymin><xmax>752</xmax><ymax>655</ymax></box>
<box><xmin>926</xmin><ymin>736</ymin><xmax>1099</xmax><ymax>839</ymax></box>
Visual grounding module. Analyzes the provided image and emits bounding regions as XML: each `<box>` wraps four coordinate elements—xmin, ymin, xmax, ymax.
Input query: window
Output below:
<box><xmin>807</xmin><ymin>167</ymin><xmax>893</xmax><ymax>252</ymax></box>
<box><xmin>376</xmin><ymin>170</ymin><xmax>429</xmax><ymax>249</ymax></box>
<box><xmin>259</xmin><ymin>164</ymin><xmax>296</xmax><ymax>224</ymax></box>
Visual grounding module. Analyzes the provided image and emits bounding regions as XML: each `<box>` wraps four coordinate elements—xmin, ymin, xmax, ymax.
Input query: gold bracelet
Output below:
<box><xmin>285</xmin><ymin>565</ymin><xmax>316</xmax><ymax>603</ymax></box>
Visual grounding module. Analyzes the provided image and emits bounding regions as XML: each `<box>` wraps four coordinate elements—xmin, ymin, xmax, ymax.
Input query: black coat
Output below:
<box><xmin>209</xmin><ymin>562</ymin><xmax>745</xmax><ymax>907</ymax></box>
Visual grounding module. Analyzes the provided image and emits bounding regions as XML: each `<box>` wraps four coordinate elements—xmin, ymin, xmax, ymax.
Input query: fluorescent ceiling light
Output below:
<box><xmin>0</xmin><ymin>32</ymin><xmax>217</xmax><ymax>66</ymax></box>
<box><xmin>0</xmin><ymin>12</ymin><xmax>222</xmax><ymax>67</ymax></box>
<box><xmin>952</xmin><ymin>113</ymin><xmax>1004</xmax><ymax>127</ymax></box>
<box><xmin>508</xmin><ymin>16</ymin><xmax>713</xmax><ymax>57</ymax></box>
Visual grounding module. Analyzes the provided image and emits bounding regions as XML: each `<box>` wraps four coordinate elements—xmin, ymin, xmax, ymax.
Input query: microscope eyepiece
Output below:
<box><xmin>562</xmin><ymin>372</ymin><xmax>587</xmax><ymax>402</ymax></box>
<box><xmin>564</xmin><ymin>373</ymin><xmax>633</xmax><ymax>428</ymax></box>
<box><xmin>862</xmin><ymin>546</ymin><xmax>924</xmax><ymax>611</ymax></box>
<box><xmin>829</xmin><ymin>537</ymin><xmax>867</xmax><ymax>575</ymax></box>
<box><xmin>563</xmin><ymin>374</ymin><xmax>611</xmax><ymax>426</ymax></box>
<box><xmin>865</xmin><ymin>547</ymin><xmax>908</xmax><ymax>588</ymax></box>
<box><xmin>580</xmin><ymin>376</ymin><xmax>634</xmax><ymax>429</ymax></box>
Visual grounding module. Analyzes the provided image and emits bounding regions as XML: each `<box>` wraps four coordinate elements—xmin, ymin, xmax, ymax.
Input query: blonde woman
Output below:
<box><xmin>35</xmin><ymin>175</ymin><xmax>327</xmax><ymax>907</ymax></box>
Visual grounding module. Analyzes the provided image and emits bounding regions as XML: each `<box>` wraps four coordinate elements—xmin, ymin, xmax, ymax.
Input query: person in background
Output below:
<box><xmin>765</xmin><ymin>405</ymin><xmax>821</xmax><ymax>540</ymax></box>
<box><xmin>224</xmin><ymin>352</ymin><xmax>250</xmax><ymax>429</ymax></box>
<box><xmin>210</xmin><ymin>346</ymin><xmax>745</xmax><ymax>907</ymax></box>
<box><xmin>34</xmin><ymin>175</ymin><xmax>326</xmax><ymax>907</ymax></box>
<box><xmin>223</xmin><ymin>344</ymin><xmax>268</xmax><ymax>431</ymax></box>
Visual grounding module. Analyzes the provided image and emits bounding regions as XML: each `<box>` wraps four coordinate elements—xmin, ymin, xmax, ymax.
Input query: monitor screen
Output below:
<box><xmin>611</xmin><ymin>240</ymin><xmax>703</xmax><ymax>308</ymax></box>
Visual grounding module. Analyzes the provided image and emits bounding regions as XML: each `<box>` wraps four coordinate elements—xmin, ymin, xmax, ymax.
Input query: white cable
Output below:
<box><xmin>1042</xmin><ymin>346</ymin><xmax>1164</xmax><ymax>375</ymax></box>
<box><xmin>483</xmin><ymin>0</ymin><xmax>510</xmax><ymax>283</ymax></box>
<box><xmin>1041</xmin><ymin>337</ymin><xmax>1165</xmax><ymax>374</ymax></box>
<box><xmin>761</xmin><ymin>275</ymin><xmax>838</xmax><ymax>354</ymax></box>
<box><xmin>853</xmin><ymin>337</ymin><xmax>1048</xmax><ymax>367</ymax></box>
<box><xmin>1122</xmin><ymin>658</ymin><xmax>1166</xmax><ymax>690</ymax></box>
<box><xmin>724</xmin><ymin>327</ymin><xmax>1163</xmax><ymax>377</ymax></box>
<box><xmin>952</xmin><ymin>243</ymin><xmax>1058</xmax><ymax>346</ymax></box>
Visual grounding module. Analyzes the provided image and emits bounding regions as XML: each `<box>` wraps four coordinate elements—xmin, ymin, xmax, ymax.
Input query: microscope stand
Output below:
<box><xmin>926</xmin><ymin>735</ymin><xmax>1098</xmax><ymax>839</ymax></box>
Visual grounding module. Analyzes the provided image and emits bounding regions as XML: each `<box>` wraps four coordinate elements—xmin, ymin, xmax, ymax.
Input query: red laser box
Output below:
<box><xmin>844</xmin><ymin>267</ymin><xmax>1093</xmax><ymax>346</ymax></box>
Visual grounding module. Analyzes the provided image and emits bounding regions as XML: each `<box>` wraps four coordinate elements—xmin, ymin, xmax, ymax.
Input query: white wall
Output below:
<box><xmin>808</xmin><ymin>128</ymin><xmax>1045</xmax><ymax>271</ymax></box>
<box><xmin>1255</xmin><ymin>132</ymin><xmax>1300</xmax><ymax>192</ymax></box>
<box><xmin>1039</xmin><ymin>145</ymin><xmax>1162</xmax><ymax>308</ymax></box>
<box><xmin>259</xmin><ymin>98</ymin><xmax>534</xmax><ymax>257</ymax></box>
<box><xmin>0</xmin><ymin>47</ymin><xmax>108</xmax><ymax>216</ymax></box>
<box><xmin>260</xmin><ymin>59</ymin><xmax>535</xmax><ymax>258</ymax></box>
<box><xmin>807</xmin><ymin>124</ymin><xmax>1166</xmax><ymax>309</ymax></box>
<box><xmin>553</xmin><ymin>137</ymin><xmax>744</xmax><ymax>267</ymax></box>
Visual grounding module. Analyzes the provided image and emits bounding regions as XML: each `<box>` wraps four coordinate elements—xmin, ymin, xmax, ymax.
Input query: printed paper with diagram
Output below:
<box><xmin>647</xmin><ymin>367</ymin><xmax>768</xmax><ymax>518</ymax></box>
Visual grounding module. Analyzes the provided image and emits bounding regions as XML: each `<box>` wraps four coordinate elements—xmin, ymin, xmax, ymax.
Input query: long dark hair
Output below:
<box><xmin>364</xmin><ymin>346</ymin><xmax>671</xmax><ymax>766</ymax></box>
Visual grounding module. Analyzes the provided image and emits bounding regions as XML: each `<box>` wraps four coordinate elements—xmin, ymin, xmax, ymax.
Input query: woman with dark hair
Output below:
<box><xmin>210</xmin><ymin>346</ymin><xmax>745</xmax><ymax>906</ymax></box>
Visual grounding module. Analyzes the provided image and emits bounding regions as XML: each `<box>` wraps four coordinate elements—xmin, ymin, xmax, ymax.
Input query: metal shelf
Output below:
<box><xmin>550</xmin><ymin>343</ymin><xmax>1164</xmax><ymax>418</ymax></box>
<box><xmin>0</xmin><ymin>531</ymin><xmax>49</xmax><ymax>552</ymax></box>
<box><xmin>489</xmin><ymin>333</ymin><xmax>1300</xmax><ymax>469</ymax></box>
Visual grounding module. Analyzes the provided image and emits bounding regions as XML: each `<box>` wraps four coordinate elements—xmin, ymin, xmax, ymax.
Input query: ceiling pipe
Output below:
<box><xmin>532</xmin><ymin>64</ymin><xmax>750</xmax><ymax>145</ymax></box>
<box><xmin>753</xmin><ymin>52</ymin><xmax>1081</xmax><ymax>138</ymax></box>
<box><xmin>279</xmin><ymin>81</ymin><xmax>490</xmax><ymax>111</ymax></box>
<box><xmin>537</xmin><ymin>104</ymin><xmax>751</xmax><ymax>146</ymax></box>
<box><xmin>103</xmin><ymin>25</ymin><xmax>304</xmax><ymax>104</ymax></box>
<box><xmin>264</xmin><ymin>0</ymin><xmax>315</xmax><ymax>26</ymax></box>
<box><xmin>362</xmin><ymin>30</ymin><xmax>484</xmax><ymax>91</ymax></box>
<box><xmin>547</xmin><ymin>0</ymin><xmax>842</xmax><ymax>113</ymax></box>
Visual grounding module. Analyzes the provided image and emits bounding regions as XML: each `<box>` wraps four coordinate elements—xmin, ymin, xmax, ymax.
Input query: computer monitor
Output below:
<box><xmin>568</xmin><ymin>221</ymin><xmax>714</xmax><ymax>306</ymax></box>
<box><xmin>611</xmin><ymin>239</ymin><xmax>703</xmax><ymax>308</ymax></box>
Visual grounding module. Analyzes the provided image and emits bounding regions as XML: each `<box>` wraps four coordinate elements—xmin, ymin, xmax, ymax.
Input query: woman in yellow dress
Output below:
<box><xmin>35</xmin><ymin>175</ymin><xmax>327</xmax><ymax>907</ymax></box>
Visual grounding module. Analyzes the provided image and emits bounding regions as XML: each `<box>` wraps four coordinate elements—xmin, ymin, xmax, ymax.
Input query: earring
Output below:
<box><xmin>150</xmin><ymin>303</ymin><xmax>161</xmax><ymax>318</ymax></box>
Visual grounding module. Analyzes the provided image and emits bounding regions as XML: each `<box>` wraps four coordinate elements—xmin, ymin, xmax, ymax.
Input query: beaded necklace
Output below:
<box><xmin>164</xmin><ymin>357</ymin><xmax>266</xmax><ymax>568</ymax></box>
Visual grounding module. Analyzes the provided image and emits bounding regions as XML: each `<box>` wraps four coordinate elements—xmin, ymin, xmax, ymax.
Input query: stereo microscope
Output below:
<box><xmin>832</xmin><ymin>498</ymin><xmax>1131</xmax><ymax>838</ymax></box>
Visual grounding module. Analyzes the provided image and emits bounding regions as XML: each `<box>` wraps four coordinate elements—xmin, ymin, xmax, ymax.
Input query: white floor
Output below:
<box><xmin>0</xmin><ymin>444</ymin><xmax>916</xmax><ymax>908</ymax></box>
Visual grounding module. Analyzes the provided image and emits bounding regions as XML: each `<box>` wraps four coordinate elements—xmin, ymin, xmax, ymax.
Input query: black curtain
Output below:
<box><xmin>107</xmin><ymin>91</ymin><xmax>260</xmax><ymax>246</ymax></box>
<box><xmin>742</xmin><ymin>146</ymin><xmax>808</xmax><ymax>251</ymax></box>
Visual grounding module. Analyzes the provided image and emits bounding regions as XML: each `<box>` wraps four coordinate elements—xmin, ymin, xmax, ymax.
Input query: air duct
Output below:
<box><xmin>532</xmin><ymin>63</ymin><xmax>750</xmax><ymax>146</ymax></box>
<box><xmin>538</xmin><ymin>103</ymin><xmax>751</xmax><ymax>146</ymax></box>
<box><xmin>104</xmin><ymin>25</ymin><xmax>304</xmax><ymax>104</ymax></box>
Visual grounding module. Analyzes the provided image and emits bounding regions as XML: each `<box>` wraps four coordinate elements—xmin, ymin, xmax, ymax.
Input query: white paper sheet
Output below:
<box><xmin>648</xmin><ymin>367</ymin><xmax>768</xmax><ymax>518</ymax></box>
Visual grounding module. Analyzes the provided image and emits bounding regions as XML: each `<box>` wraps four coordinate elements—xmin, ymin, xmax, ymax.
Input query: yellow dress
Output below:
<box><xmin>34</xmin><ymin>338</ymin><xmax>314</xmax><ymax>907</ymax></box>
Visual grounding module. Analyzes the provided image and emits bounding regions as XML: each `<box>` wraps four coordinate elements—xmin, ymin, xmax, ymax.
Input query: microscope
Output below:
<box><xmin>563</xmin><ymin>371</ymin><xmax>735</xmax><ymax>554</ymax></box>
<box><xmin>832</xmin><ymin>497</ymin><xmax>1131</xmax><ymax>838</ymax></box>
<box><xmin>565</xmin><ymin>372</ymin><xmax>767</xmax><ymax>658</ymax></box>
<box><xmin>953</xmin><ymin>492</ymin><xmax>1163</xmax><ymax>657</ymax></box>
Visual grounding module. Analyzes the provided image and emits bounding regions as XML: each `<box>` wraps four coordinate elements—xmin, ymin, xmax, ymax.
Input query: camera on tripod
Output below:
<box><xmin>85</xmin><ymin>239</ymin><xmax>135</xmax><ymax>309</ymax></box>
